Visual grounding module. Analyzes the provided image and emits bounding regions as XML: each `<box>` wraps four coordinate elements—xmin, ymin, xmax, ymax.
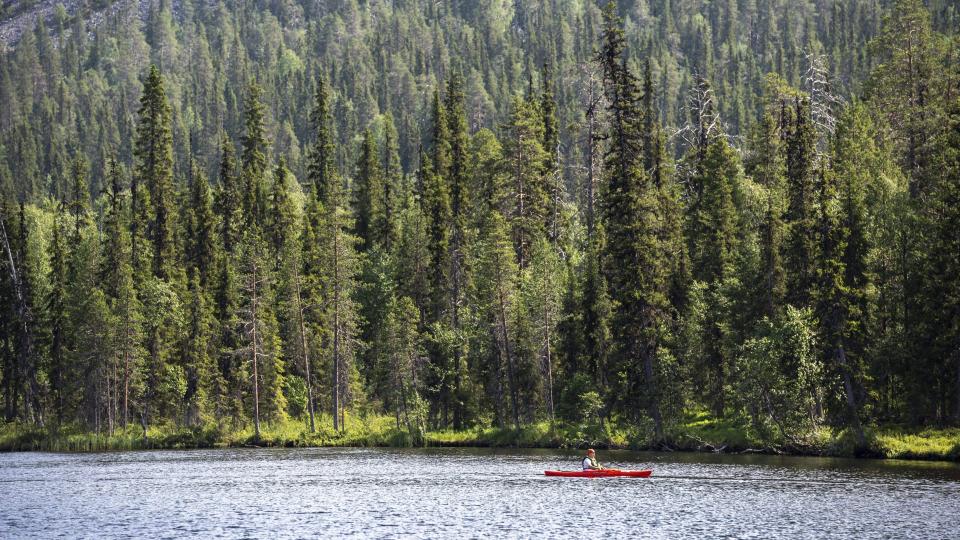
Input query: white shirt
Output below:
<box><xmin>582</xmin><ymin>456</ymin><xmax>598</xmax><ymax>470</ymax></box>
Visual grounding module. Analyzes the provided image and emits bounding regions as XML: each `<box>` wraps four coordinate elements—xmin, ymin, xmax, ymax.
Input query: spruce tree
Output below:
<box><xmin>430</xmin><ymin>89</ymin><xmax>452</xmax><ymax>181</ymax></box>
<box><xmin>182</xmin><ymin>274</ymin><xmax>215</xmax><ymax>426</ymax></box>
<box><xmin>185</xmin><ymin>160</ymin><xmax>217</xmax><ymax>287</ymax></box>
<box><xmin>267</xmin><ymin>156</ymin><xmax>296</xmax><ymax>258</ymax></box>
<box><xmin>381</xmin><ymin>113</ymin><xmax>402</xmax><ymax>253</ymax></box>
<box><xmin>241</xmin><ymin>82</ymin><xmax>269</xmax><ymax>228</ymax></box>
<box><xmin>599</xmin><ymin>2</ymin><xmax>670</xmax><ymax>440</ymax></box>
<box><xmin>814</xmin><ymin>163</ymin><xmax>867</xmax><ymax>448</ymax></box>
<box><xmin>46</xmin><ymin>209</ymin><xmax>68</xmax><ymax>423</ymax></box>
<box><xmin>307</xmin><ymin>75</ymin><xmax>335</xmax><ymax>206</ymax></box>
<box><xmin>444</xmin><ymin>72</ymin><xmax>472</xmax><ymax>428</ymax></box>
<box><xmin>381</xmin><ymin>295</ymin><xmax>427</xmax><ymax>443</ymax></box>
<box><xmin>785</xmin><ymin>98</ymin><xmax>818</xmax><ymax>308</ymax></box>
<box><xmin>354</xmin><ymin>128</ymin><xmax>384</xmax><ymax>252</ymax></box>
<box><xmin>215</xmin><ymin>141</ymin><xmax>242</xmax><ymax>255</ymax></box>
<box><xmin>928</xmin><ymin>99</ymin><xmax>960</xmax><ymax>422</ymax></box>
<box><xmin>67</xmin><ymin>156</ymin><xmax>90</xmax><ymax>239</ymax></box>
<box><xmin>687</xmin><ymin>137</ymin><xmax>739</xmax><ymax>417</ymax></box>
<box><xmin>475</xmin><ymin>211</ymin><xmax>522</xmax><ymax>429</ymax></box>
<box><xmin>134</xmin><ymin>65</ymin><xmax>176</xmax><ymax>281</ymax></box>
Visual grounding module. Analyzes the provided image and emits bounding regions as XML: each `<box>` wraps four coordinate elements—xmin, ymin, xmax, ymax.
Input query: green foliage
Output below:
<box><xmin>0</xmin><ymin>0</ymin><xmax>958</xmax><ymax>459</ymax></box>
<box><xmin>736</xmin><ymin>307</ymin><xmax>822</xmax><ymax>443</ymax></box>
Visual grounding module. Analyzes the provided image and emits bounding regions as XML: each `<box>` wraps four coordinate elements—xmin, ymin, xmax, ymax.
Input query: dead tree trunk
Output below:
<box><xmin>0</xmin><ymin>207</ymin><xmax>41</xmax><ymax>426</ymax></box>
<box><xmin>293</xmin><ymin>267</ymin><xmax>315</xmax><ymax>433</ymax></box>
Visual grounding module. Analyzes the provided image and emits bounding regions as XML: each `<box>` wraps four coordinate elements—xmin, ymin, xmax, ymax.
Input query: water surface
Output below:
<box><xmin>2</xmin><ymin>447</ymin><xmax>958</xmax><ymax>538</ymax></box>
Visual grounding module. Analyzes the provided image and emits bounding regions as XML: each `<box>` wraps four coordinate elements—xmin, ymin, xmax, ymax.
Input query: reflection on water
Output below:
<box><xmin>1</xmin><ymin>447</ymin><xmax>958</xmax><ymax>538</ymax></box>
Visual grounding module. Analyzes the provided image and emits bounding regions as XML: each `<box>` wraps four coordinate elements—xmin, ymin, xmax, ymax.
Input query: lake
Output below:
<box><xmin>2</xmin><ymin>448</ymin><xmax>959</xmax><ymax>538</ymax></box>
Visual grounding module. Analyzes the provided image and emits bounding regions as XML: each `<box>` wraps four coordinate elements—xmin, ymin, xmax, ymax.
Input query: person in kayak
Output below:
<box><xmin>582</xmin><ymin>449</ymin><xmax>603</xmax><ymax>470</ymax></box>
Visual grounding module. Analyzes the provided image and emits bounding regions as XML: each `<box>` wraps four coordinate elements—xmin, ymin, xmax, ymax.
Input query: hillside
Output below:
<box><xmin>0</xmin><ymin>1</ymin><xmax>958</xmax><ymax>454</ymax></box>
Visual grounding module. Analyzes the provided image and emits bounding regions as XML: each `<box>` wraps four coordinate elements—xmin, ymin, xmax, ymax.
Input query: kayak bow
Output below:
<box><xmin>544</xmin><ymin>469</ymin><xmax>652</xmax><ymax>478</ymax></box>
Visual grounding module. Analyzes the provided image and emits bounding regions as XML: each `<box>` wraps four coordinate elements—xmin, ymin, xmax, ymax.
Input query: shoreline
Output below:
<box><xmin>2</xmin><ymin>418</ymin><xmax>958</xmax><ymax>463</ymax></box>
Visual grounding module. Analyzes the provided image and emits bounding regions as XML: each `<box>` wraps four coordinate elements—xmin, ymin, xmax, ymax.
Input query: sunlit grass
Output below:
<box><xmin>670</xmin><ymin>411</ymin><xmax>757</xmax><ymax>450</ymax></box>
<box><xmin>3</xmin><ymin>416</ymin><xmax>959</xmax><ymax>461</ymax></box>
<box><xmin>877</xmin><ymin>428</ymin><xmax>960</xmax><ymax>461</ymax></box>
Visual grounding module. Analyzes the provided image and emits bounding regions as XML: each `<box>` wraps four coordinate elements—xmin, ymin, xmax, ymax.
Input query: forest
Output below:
<box><xmin>0</xmin><ymin>0</ymin><xmax>958</xmax><ymax>455</ymax></box>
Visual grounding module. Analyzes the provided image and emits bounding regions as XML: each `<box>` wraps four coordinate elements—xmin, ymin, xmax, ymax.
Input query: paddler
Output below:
<box><xmin>581</xmin><ymin>448</ymin><xmax>603</xmax><ymax>470</ymax></box>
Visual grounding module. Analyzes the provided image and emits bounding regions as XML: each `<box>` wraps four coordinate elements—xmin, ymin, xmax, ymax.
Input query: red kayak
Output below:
<box><xmin>544</xmin><ymin>469</ymin><xmax>652</xmax><ymax>478</ymax></box>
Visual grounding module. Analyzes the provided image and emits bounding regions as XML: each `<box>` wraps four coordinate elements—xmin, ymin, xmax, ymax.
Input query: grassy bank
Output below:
<box><xmin>2</xmin><ymin>414</ymin><xmax>959</xmax><ymax>462</ymax></box>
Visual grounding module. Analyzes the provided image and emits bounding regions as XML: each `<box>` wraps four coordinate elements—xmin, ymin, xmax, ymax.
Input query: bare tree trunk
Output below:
<box><xmin>144</xmin><ymin>328</ymin><xmax>160</xmax><ymax>439</ymax></box>
<box><xmin>837</xmin><ymin>343</ymin><xmax>866</xmax><ymax>448</ymax></box>
<box><xmin>494</xmin><ymin>252</ymin><xmax>520</xmax><ymax>430</ymax></box>
<box><xmin>515</xmin><ymin>132</ymin><xmax>526</xmax><ymax>270</ymax></box>
<box><xmin>583</xmin><ymin>66</ymin><xmax>602</xmax><ymax>242</ymax></box>
<box><xmin>450</xmin><ymin>249</ymin><xmax>463</xmax><ymax>430</ymax></box>
<box><xmin>122</xmin><ymin>326</ymin><xmax>131</xmax><ymax>428</ymax></box>
<box><xmin>552</xmin><ymin>154</ymin><xmax>562</xmax><ymax>246</ymax></box>
<box><xmin>0</xmin><ymin>209</ymin><xmax>41</xmax><ymax>426</ymax></box>
<box><xmin>955</xmin><ymin>345</ymin><xmax>960</xmax><ymax>425</ymax></box>
<box><xmin>640</xmin><ymin>327</ymin><xmax>664</xmax><ymax>443</ymax></box>
<box><xmin>251</xmin><ymin>258</ymin><xmax>261</xmax><ymax>440</ymax></box>
<box><xmin>542</xmin><ymin>270</ymin><xmax>555</xmax><ymax>423</ymax></box>
<box><xmin>332</xmin><ymin>228</ymin><xmax>341</xmax><ymax>433</ymax></box>
<box><xmin>108</xmin><ymin>357</ymin><xmax>116</xmax><ymax>435</ymax></box>
<box><xmin>293</xmin><ymin>267</ymin><xmax>315</xmax><ymax>433</ymax></box>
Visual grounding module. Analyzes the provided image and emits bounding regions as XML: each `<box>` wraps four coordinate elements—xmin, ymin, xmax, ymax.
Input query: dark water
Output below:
<box><xmin>2</xmin><ymin>447</ymin><xmax>959</xmax><ymax>539</ymax></box>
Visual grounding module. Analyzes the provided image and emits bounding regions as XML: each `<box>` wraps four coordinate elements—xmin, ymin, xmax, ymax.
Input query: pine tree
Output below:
<box><xmin>503</xmin><ymin>97</ymin><xmax>549</xmax><ymax>269</ymax></box>
<box><xmin>99</xmin><ymin>158</ymin><xmax>143</xmax><ymax>427</ymax></box>
<box><xmin>316</xmin><ymin>173</ymin><xmax>361</xmax><ymax>432</ymax></box>
<box><xmin>475</xmin><ymin>211</ymin><xmax>522</xmax><ymax>429</ymax></box>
